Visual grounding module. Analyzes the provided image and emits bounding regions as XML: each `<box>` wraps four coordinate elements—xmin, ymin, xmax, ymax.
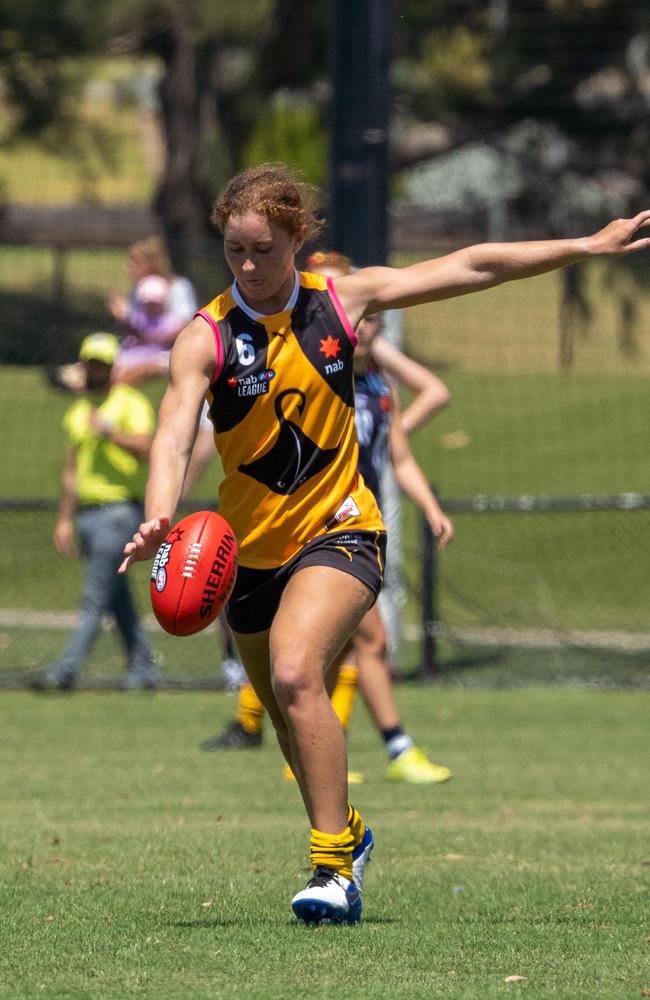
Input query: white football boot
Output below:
<box><xmin>291</xmin><ymin>866</ymin><xmax>362</xmax><ymax>925</ymax></box>
<box><xmin>351</xmin><ymin>825</ymin><xmax>374</xmax><ymax>891</ymax></box>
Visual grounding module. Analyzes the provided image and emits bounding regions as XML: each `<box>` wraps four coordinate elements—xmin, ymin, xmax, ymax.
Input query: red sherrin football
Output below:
<box><xmin>150</xmin><ymin>511</ymin><xmax>238</xmax><ymax>636</ymax></box>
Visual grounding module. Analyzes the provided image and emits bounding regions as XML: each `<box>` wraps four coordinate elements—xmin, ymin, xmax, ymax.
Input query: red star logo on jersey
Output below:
<box><xmin>319</xmin><ymin>335</ymin><xmax>341</xmax><ymax>360</ymax></box>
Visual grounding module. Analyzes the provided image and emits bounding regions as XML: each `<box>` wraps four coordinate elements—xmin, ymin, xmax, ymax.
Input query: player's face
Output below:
<box><xmin>224</xmin><ymin>213</ymin><xmax>303</xmax><ymax>311</ymax></box>
<box><xmin>355</xmin><ymin>315</ymin><xmax>381</xmax><ymax>356</ymax></box>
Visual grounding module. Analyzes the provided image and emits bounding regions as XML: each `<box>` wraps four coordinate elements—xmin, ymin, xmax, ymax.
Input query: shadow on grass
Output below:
<box><xmin>398</xmin><ymin>643</ymin><xmax>650</xmax><ymax>689</ymax></box>
<box><xmin>399</xmin><ymin>649</ymin><xmax>506</xmax><ymax>683</ymax></box>
<box><xmin>171</xmin><ymin>916</ymin><xmax>399</xmax><ymax>929</ymax></box>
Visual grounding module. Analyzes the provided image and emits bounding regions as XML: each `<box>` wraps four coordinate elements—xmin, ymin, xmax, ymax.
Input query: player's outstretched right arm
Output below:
<box><xmin>119</xmin><ymin>316</ymin><xmax>217</xmax><ymax>574</ymax></box>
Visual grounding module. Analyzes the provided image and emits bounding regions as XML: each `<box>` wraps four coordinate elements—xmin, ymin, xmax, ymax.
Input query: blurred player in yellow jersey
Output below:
<box><xmin>119</xmin><ymin>162</ymin><xmax>650</xmax><ymax>925</ymax></box>
<box><xmin>30</xmin><ymin>333</ymin><xmax>157</xmax><ymax>692</ymax></box>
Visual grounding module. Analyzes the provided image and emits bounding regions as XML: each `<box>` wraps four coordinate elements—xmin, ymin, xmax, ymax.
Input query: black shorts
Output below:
<box><xmin>226</xmin><ymin>529</ymin><xmax>387</xmax><ymax>635</ymax></box>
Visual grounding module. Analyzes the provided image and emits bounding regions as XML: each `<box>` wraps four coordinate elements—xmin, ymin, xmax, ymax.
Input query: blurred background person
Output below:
<box><xmin>201</xmin><ymin>254</ymin><xmax>454</xmax><ymax>782</ymax></box>
<box><xmin>108</xmin><ymin>237</ymin><xmax>198</xmax><ymax>385</ymax></box>
<box><xmin>46</xmin><ymin>236</ymin><xmax>198</xmax><ymax>393</ymax></box>
<box><xmin>106</xmin><ymin>235</ymin><xmax>198</xmax><ymax>344</ymax></box>
<box><xmin>306</xmin><ymin>251</ymin><xmax>451</xmax><ymax>662</ymax></box>
<box><xmin>112</xmin><ymin>274</ymin><xmax>175</xmax><ymax>385</ymax></box>
<box><xmin>29</xmin><ymin>332</ymin><xmax>158</xmax><ymax>692</ymax></box>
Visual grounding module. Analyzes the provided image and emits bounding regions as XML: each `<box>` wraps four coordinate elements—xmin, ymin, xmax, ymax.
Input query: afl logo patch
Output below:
<box><xmin>155</xmin><ymin>567</ymin><xmax>167</xmax><ymax>592</ymax></box>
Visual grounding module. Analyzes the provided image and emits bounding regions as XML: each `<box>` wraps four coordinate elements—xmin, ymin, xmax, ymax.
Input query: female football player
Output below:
<box><xmin>120</xmin><ymin>162</ymin><xmax>650</xmax><ymax>925</ymax></box>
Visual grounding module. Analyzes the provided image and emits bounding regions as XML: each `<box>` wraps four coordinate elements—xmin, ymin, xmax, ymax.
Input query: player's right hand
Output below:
<box><xmin>118</xmin><ymin>516</ymin><xmax>170</xmax><ymax>574</ymax></box>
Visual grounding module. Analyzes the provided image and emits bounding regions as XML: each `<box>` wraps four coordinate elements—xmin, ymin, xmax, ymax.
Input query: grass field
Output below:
<box><xmin>1</xmin><ymin>686</ymin><xmax>648</xmax><ymax>999</ymax></box>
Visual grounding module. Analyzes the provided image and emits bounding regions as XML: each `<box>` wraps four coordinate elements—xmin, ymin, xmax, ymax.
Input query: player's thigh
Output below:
<box><xmin>270</xmin><ymin>566</ymin><xmax>374</xmax><ymax>681</ymax></box>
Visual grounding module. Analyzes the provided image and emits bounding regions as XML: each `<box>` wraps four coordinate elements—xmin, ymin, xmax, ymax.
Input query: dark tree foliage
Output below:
<box><xmin>2</xmin><ymin>2</ymin><xmax>649</xmax><ymax>264</ymax></box>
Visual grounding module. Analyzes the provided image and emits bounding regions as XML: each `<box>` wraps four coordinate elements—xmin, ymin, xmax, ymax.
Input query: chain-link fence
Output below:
<box><xmin>408</xmin><ymin>495</ymin><xmax>650</xmax><ymax>689</ymax></box>
<box><xmin>1</xmin><ymin>239</ymin><xmax>649</xmax><ymax>688</ymax></box>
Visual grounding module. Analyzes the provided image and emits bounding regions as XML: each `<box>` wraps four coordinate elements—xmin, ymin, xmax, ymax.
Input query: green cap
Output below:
<box><xmin>78</xmin><ymin>332</ymin><xmax>120</xmax><ymax>366</ymax></box>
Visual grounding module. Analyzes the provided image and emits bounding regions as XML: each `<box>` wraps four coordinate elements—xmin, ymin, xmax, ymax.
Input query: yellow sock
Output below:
<box><xmin>347</xmin><ymin>803</ymin><xmax>365</xmax><ymax>846</ymax></box>
<box><xmin>309</xmin><ymin>804</ymin><xmax>366</xmax><ymax>881</ymax></box>
<box><xmin>236</xmin><ymin>682</ymin><xmax>265</xmax><ymax>735</ymax></box>
<box><xmin>330</xmin><ymin>663</ymin><xmax>358</xmax><ymax>730</ymax></box>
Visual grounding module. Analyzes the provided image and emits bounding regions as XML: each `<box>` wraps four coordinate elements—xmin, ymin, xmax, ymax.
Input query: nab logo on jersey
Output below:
<box><xmin>319</xmin><ymin>335</ymin><xmax>342</xmax><ymax>376</ymax></box>
<box><xmin>320</xmin><ymin>335</ymin><xmax>341</xmax><ymax>359</ymax></box>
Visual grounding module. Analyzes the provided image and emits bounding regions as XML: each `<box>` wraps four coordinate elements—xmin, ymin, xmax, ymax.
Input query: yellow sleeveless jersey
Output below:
<box><xmin>196</xmin><ymin>270</ymin><xmax>384</xmax><ymax>569</ymax></box>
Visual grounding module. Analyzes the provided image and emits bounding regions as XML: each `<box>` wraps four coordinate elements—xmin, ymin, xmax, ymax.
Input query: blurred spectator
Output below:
<box><xmin>108</xmin><ymin>238</ymin><xmax>198</xmax><ymax>384</ymax></box>
<box><xmin>30</xmin><ymin>332</ymin><xmax>158</xmax><ymax>692</ymax></box>
<box><xmin>112</xmin><ymin>274</ymin><xmax>176</xmax><ymax>385</ymax></box>
<box><xmin>46</xmin><ymin>236</ymin><xmax>197</xmax><ymax>393</ymax></box>
<box><xmin>106</xmin><ymin>235</ymin><xmax>197</xmax><ymax>339</ymax></box>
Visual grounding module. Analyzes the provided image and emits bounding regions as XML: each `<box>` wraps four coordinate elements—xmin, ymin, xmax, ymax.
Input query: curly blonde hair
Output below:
<box><xmin>211</xmin><ymin>163</ymin><xmax>324</xmax><ymax>240</ymax></box>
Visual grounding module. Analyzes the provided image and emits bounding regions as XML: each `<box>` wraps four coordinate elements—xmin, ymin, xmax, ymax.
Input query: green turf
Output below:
<box><xmin>408</xmin><ymin>371</ymin><xmax>650</xmax><ymax>497</ymax></box>
<box><xmin>0</xmin><ymin>687</ymin><xmax>648</xmax><ymax>999</ymax></box>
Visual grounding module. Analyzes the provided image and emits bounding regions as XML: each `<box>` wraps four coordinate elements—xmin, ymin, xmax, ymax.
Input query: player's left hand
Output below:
<box><xmin>588</xmin><ymin>211</ymin><xmax>650</xmax><ymax>257</ymax></box>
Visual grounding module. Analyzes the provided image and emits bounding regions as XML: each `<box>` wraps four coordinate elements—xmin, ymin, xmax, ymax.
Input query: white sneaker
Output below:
<box><xmin>291</xmin><ymin>866</ymin><xmax>362</xmax><ymax>925</ymax></box>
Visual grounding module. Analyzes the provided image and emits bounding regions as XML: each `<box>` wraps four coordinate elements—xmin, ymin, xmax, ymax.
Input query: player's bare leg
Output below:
<box><xmin>235</xmin><ymin>566</ymin><xmax>375</xmax><ymax>924</ymax></box>
<box><xmin>236</xmin><ymin>567</ymin><xmax>371</xmax><ymax>827</ymax></box>
<box><xmin>354</xmin><ymin>604</ymin><xmax>401</xmax><ymax>731</ymax></box>
<box><xmin>268</xmin><ymin>566</ymin><xmax>372</xmax><ymax>832</ymax></box>
<box><xmin>230</xmin><ymin>628</ymin><xmax>292</xmax><ymax>758</ymax></box>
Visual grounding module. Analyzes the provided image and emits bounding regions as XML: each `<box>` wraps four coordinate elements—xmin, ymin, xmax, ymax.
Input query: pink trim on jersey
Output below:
<box><xmin>326</xmin><ymin>277</ymin><xmax>358</xmax><ymax>348</ymax></box>
<box><xmin>195</xmin><ymin>309</ymin><xmax>224</xmax><ymax>383</ymax></box>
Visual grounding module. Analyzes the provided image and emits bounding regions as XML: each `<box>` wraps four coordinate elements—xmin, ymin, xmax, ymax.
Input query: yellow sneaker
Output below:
<box><xmin>282</xmin><ymin>764</ymin><xmax>364</xmax><ymax>784</ymax></box>
<box><xmin>385</xmin><ymin>747</ymin><xmax>452</xmax><ymax>784</ymax></box>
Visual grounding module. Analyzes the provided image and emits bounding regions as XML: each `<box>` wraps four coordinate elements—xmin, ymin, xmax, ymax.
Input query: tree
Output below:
<box><xmin>3</xmin><ymin>1</ymin><xmax>650</xmax><ymax>269</ymax></box>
